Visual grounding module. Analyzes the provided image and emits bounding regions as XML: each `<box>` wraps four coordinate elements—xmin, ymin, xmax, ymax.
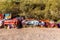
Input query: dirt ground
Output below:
<box><xmin>0</xmin><ymin>27</ymin><xmax>60</xmax><ymax>40</ymax></box>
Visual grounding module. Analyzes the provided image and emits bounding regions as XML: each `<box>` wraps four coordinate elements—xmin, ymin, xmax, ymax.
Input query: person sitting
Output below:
<box><xmin>57</xmin><ymin>23</ymin><xmax>60</xmax><ymax>28</ymax></box>
<box><xmin>49</xmin><ymin>20</ymin><xmax>55</xmax><ymax>28</ymax></box>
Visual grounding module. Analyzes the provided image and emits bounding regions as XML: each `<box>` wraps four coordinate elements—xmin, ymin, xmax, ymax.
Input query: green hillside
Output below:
<box><xmin>0</xmin><ymin>0</ymin><xmax>60</xmax><ymax>20</ymax></box>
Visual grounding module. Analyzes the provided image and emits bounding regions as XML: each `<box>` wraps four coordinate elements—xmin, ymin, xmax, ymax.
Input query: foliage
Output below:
<box><xmin>0</xmin><ymin>0</ymin><xmax>60</xmax><ymax>20</ymax></box>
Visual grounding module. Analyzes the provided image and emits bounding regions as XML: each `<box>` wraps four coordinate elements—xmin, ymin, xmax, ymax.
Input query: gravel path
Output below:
<box><xmin>0</xmin><ymin>28</ymin><xmax>60</xmax><ymax>40</ymax></box>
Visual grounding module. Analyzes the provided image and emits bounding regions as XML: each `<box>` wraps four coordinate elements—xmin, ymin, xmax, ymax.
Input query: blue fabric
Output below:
<box><xmin>4</xmin><ymin>14</ymin><xmax>11</xmax><ymax>19</ymax></box>
<box><xmin>5</xmin><ymin>14</ymin><xmax>10</xmax><ymax>17</ymax></box>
